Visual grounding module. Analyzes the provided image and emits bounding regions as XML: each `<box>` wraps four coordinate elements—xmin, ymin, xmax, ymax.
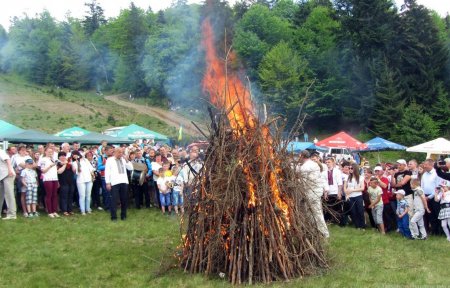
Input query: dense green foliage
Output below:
<box><xmin>0</xmin><ymin>0</ymin><xmax>449</xmax><ymax>144</ymax></box>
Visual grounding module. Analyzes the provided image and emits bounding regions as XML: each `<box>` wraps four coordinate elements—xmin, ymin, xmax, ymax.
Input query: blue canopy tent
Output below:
<box><xmin>287</xmin><ymin>142</ymin><xmax>328</xmax><ymax>153</ymax></box>
<box><xmin>363</xmin><ymin>137</ymin><xmax>407</xmax><ymax>163</ymax></box>
<box><xmin>365</xmin><ymin>137</ymin><xmax>407</xmax><ymax>151</ymax></box>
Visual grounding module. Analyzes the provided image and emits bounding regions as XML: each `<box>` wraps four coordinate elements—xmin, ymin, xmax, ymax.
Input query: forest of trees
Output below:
<box><xmin>0</xmin><ymin>0</ymin><xmax>448</xmax><ymax>144</ymax></box>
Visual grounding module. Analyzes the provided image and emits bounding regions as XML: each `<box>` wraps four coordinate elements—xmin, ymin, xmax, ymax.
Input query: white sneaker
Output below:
<box><xmin>2</xmin><ymin>215</ymin><xmax>17</xmax><ymax>220</ymax></box>
<box><xmin>23</xmin><ymin>212</ymin><xmax>29</xmax><ymax>217</ymax></box>
<box><xmin>53</xmin><ymin>213</ymin><xmax>60</xmax><ymax>218</ymax></box>
<box><xmin>97</xmin><ymin>207</ymin><xmax>103</xmax><ymax>211</ymax></box>
<box><xmin>48</xmin><ymin>213</ymin><xmax>55</xmax><ymax>218</ymax></box>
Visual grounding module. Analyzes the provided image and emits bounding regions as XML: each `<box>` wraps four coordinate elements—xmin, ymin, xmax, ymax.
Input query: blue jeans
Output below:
<box><xmin>172</xmin><ymin>190</ymin><xmax>183</xmax><ymax>206</ymax></box>
<box><xmin>77</xmin><ymin>181</ymin><xmax>93</xmax><ymax>213</ymax></box>
<box><xmin>159</xmin><ymin>192</ymin><xmax>172</xmax><ymax>207</ymax></box>
<box><xmin>397</xmin><ymin>214</ymin><xmax>412</xmax><ymax>238</ymax></box>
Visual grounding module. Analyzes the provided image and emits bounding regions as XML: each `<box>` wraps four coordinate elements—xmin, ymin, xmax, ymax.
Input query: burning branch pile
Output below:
<box><xmin>179</xmin><ymin>17</ymin><xmax>328</xmax><ymax>285</ymax></box>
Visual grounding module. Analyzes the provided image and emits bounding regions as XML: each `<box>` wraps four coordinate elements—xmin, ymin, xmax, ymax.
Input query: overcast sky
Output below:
<box><xmin>1</xmin><ymin>0</ymin><xmax>449</xmax><ymax>31</ymax></box>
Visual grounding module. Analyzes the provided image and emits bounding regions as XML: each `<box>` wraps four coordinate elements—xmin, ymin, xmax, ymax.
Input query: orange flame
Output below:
<box><xmin>201</xmin><ymin>17</ymin><xmax>288</xmax><ymax>223</ymax></box>
<box><xmin>202</xmin><ymin>18</ymin><xmax>255</xmax><ymax>132</ymax></box>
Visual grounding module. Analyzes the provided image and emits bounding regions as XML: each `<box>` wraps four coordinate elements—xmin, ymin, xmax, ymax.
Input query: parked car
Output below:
<box><xmin>323</xmin><ymin>147</ymin><xmax>353</xmax><ymax>163</ymax></box>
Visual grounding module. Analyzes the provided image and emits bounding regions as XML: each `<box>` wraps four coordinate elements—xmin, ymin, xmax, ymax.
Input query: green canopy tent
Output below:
<box><xmin>55</xmin><ymin>126</ymin><xmax>131</xmax><ymax>145</ymax></box>
<box><xmin>55</xmin><ymin>126</ymin><xmax>90</xmax><ymax>138</ymax></box>
<box><xmin>0</xmin><ymin>120</ymin><xmax>24</xmax><ymax>135</ymax></box>
<box><xmin>71</xmin><ymin>132</ymin><xmax>132</xmax><ymax>145</ymax></box>
<box><xmin>0</xmin><ymin>130</ymin><xmax>65</xmax><ymax>144</ymax></box>
<box><xmin>0</xmin><ymin>120</ymin><xmax>24</xmax><ymax>148</ymax></box>
<box><xmin>114</xmin><ymin>124</ymin><xmax>170</xmax><ymax>143</ymax></box>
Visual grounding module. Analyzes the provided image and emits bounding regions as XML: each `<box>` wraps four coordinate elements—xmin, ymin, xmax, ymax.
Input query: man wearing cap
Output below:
<box><xmin>391</xmin><ymin>159</ymin><xmax>414</xmax><ymax>218</ymax></box>
<box><xmin>375</xmin><ymin>166</ymin><xmax>396</xmax><ymax>232</ymax></box>
<box><xmin>297</xmin><ymin>150</ymin><xmax>329</xmax><ymax>238</ymax></box>
<box><xmin>422</xmin><ymin>159</ymin><xmax>443</xmax><ymax>234</ymax></box>
<box><xmin>0</xmin><ymin>148</ymin><xmax>17</xmax><ymax>220</ymax></box>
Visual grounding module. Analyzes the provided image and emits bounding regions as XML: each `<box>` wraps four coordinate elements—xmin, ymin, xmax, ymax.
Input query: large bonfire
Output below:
<box><xmin>180</xmin><ymin>10</ymin><xmax>328</xmax><ymax>285</ymax></box>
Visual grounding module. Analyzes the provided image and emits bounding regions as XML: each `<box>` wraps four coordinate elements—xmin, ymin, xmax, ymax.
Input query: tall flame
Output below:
<box><xmin>202</xmin><ymin>18</ymin><xmax>255</xmax><ymax>132</ymax></box>
<box><xmin>201</xmin><ymin>17</ymin><xmax>288</xmax><ymax>221</ymax></box>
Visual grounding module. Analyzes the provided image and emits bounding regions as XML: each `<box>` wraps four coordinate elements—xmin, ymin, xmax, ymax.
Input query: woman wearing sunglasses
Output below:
<box><xmin>344</xmin><ymin>163</ymin><xmax>366</xmax><ymax>229</ymax></box>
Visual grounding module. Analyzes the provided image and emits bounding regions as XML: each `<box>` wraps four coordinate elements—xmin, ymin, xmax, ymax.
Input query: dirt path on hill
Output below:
<box><xmin>105</xmin><ymin>94</ymin><xmax>207</xmax><ymax>137</ymax></box>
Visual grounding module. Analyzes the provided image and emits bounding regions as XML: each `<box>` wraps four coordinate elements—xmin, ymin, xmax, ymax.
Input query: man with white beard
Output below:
<box><xmin>297</xmin><ymin>150</ymin><xmax>329</xmax><ymax>238</ymax></box>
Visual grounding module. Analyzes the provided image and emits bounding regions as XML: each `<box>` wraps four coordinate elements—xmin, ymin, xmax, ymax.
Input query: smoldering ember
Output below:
<box><xmin>180</xmin><ymin>4</ymin><xmax>328</xmax><ymax>285</ymax></box>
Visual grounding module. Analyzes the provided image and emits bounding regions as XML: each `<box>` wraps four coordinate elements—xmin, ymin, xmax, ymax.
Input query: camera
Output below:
<box><xmin>438</xmin><ymin>160</ymin><xmax>446</xmax><ymax>166</ymax></box>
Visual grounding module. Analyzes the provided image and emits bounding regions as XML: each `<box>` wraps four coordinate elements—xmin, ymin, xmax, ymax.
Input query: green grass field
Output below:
<box><xmin>2</xmin><ymin>208</ymin><xmax>449</xmax><ymax>288</ymax></box>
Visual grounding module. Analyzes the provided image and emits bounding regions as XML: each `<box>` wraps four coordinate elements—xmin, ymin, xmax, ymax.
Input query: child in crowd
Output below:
<box><xmin>171</xmin><ymin>159</ymin><xmax>184</xmax><ymax>215</ymax></box>
<box><xmin>435</xmin><ymin>182</ymin><xmax>450</xmax><ymax>242</ymax></box>
<box><xmin>156</xmin><ymin>163</ymin><xmax>172</xmax><ymax>215</ymax></box>
<box><xmin>171</xmin><ymin>166</ymin><xmax>184</xmax><ymax>215</ymax></box>
<box><xmin>395</xmin><ymin>189</ymin><xmax>412</xmax><ymax>238</ymax></box>
<box><xmin>20</xmin><ymin>159</ymin><xmax>39</xmax><ymax>217</ymax></box>
<box><xmin>410</xmin><ymin>178</ymin><xmax>430</xmax><ymax>240</ymax></box>
<box><xmin>367</xmin><ymin>177</ymin><xmax>385</xmax><ymax>234</ymax></box>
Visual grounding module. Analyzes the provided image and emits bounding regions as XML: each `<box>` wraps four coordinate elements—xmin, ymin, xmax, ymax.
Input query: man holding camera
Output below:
<box><xmin>132</xmin><ymin>150</ymin><xmax>152</xmax><ymax>209</ymax></box>
<box><xmin>435</xmin><ymin>158</ymin><xmax>450</xmax><ymax>181</ymax></box>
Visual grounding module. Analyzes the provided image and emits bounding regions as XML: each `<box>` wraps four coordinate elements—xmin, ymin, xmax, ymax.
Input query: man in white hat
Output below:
<box><xmin>391</xmin><ymin>159</ymin><xmax>414</xmax><ymax>218</ymax></box>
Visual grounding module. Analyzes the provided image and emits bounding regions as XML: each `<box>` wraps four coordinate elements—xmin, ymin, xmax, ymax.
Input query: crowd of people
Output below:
<box><xmin>0</xmin><ymin>140</ymin><xmax>203</xmax><ymax>222</ymax></box>
<box><xmin>1</xmin><ymin>140</ymin><xmax>450</xmax><ymax>243</ymax></box>
<box><xmin>297</xmin><ymin>150</ymin><xmax>450</xmax><ymax>241</ymax></box>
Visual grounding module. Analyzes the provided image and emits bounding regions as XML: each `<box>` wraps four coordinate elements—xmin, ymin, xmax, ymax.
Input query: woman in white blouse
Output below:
<box><xmin>344</xmin><ymin>163</ymin><xmax>366</xmax><ymax>229</ymax></box>
<box><xmin>71</xmin><ymin>151</ymin><xmax>94</xmax><ymax>215</ymax></box>
<box><xmin>38</xmin><ymin>147</ymin><xmax>59</xmax><ymax>218</ymax></box>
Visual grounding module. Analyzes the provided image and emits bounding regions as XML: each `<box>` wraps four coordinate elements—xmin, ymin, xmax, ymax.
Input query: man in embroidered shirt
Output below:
<box><xmin>324</xmin><ymin>157</ymin><xmax>343</xmax><ymax>224</ymax></box>
<box><xmin>105</xmin><ymin>148</ymin><xmax>133</xmax><ymax>221</ymax></box>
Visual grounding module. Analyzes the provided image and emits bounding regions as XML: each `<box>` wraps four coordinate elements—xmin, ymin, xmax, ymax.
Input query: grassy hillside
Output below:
<box><xmin>0</xmin><ymin>74</ymin><xmax>178</xmax><ymax>138</ymax></box>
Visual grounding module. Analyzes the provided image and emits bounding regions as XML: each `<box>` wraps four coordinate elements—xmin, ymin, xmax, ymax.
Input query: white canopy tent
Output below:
<box><xmin>406</xmin><ymin>137</ymin><xmax>450</xmax><ymax>158</ymax></box>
